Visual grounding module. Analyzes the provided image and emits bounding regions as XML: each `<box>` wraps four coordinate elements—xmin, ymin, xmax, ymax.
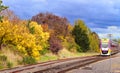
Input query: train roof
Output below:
<box><xmin>101</xmin><ymin>38</ymin><xmax>119</xmax><ymax>45</ymax></box>
<box><xmin>101</xmin><ymin>38</ymin><xmax>109</xmax><ymax>43</ymax></box>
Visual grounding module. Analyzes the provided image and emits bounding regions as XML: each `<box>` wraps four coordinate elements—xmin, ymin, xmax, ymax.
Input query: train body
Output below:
<box><xmin>100</xmin><ymin>38</ymin><xmax>119</xmax><ymax>55</ymax></box>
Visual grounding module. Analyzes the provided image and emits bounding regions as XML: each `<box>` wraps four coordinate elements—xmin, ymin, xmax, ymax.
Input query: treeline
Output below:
<box><xmin>31</xmin><ymin>13</ymin><xmax>100</xmax><ymax>53</ymax></box>
<box><xmin>0</xmin><ymin>0</ymin><xmax>99</xmax><ymax>63</ymax></box>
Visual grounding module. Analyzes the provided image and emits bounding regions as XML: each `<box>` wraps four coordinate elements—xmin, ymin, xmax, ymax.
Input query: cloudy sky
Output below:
<box><xmin>2</xmin><ymin>0</ymin><xmax>120</xmax><ymax>38</ymax></box>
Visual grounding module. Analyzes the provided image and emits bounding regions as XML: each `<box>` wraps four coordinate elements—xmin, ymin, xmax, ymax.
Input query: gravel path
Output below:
<box><xmin>66</xmin><ymin>53</ymin><xmax>120</xmax><ymax>73</ymax></box>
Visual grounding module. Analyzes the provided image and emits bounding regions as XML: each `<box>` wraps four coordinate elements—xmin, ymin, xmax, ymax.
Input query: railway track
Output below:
<box><xmin>0</xmin><ymin>54</ymin><xmax>118</xmax><ymax>73</ymax></box>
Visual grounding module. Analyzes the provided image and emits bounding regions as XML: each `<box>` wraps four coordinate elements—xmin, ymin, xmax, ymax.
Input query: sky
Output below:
<box><xmin>2</xmin><ymin>0</ymin><xmax>120</xmax><ymax>39</ymax></box>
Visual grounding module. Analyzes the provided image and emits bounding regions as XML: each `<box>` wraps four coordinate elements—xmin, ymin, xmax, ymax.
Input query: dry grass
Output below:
<box><xmin>1</xmin><ymin>47</ymin><xmax>22</xmax><ymax>66</ymax></box>
<box><xmin>0</xmin><ymin>46</ymin><xmax>99</xmax><ymax>66</ymax></box>
<box><xmin>40</xmin><ymin>48</ymin><xmax>99</xmax><ymax>62</ymax></box>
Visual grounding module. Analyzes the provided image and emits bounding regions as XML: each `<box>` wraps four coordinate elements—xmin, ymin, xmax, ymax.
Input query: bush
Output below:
<box><xmin>39</xmin><ymin>48</ymin><xmax>49</xmax><ymax>55</ymax></box>
<box><xmin>49</xmin><ymin>36</ymin><xmax>62</xmax><ymax>54</ymax></box>
<box><xmin>22</xmin><ymin>56</ymin><xmax>36</xmax><ymax>65</ymax></box>
<box><xmin>17</xmin><ymin>60</ymin><xmax>23</xmax><ymax>65</ymax></box>
<box><xmin>76</xmin><ymin>45</ymin><xmax>82</xmax><ymax>52</ymax></box>
<box><xmin>0</xmin><ymin>55</ymin><xmax>7</xmax><ymax>61</ymax></box>
<box><xmin>0</xmin><ymin>55</ymin><xmax>7</xmax><ymax>69</ymax></box>
<box><xmin>0</xmin><ymin>62</ymin><xmax>4</xmax><ymax>69</ymax></box>
<box><xmin>7</xmin><ymin>61</ymin><xmax>13</xmax><ymax>68</ymax></box>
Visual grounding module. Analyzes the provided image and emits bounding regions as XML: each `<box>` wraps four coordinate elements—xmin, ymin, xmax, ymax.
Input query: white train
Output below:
<box><xmin>100</xmin><ymin>38</ymin><xmax>119</xmax><ymax>55</ymax></box>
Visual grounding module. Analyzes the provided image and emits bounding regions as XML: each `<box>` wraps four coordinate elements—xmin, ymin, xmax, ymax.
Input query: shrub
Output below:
<box><xmin>0</xmin><ymin>55</ymin><xmax>7</xmax><ymax>69</ymax></box>
<box><xmin>0</xmin><ymin>62</ymin><xmax>4</xmax><ymax>69</ymax></box>
<box><xmin>7</xmin><ymin>61</ymin><xmax>13</xmax><ymax>68</ymax></box>
<box><xmin>22</xmin><ymin>56</ymin><xmax>36</xmax><ymax>65</ymax></box>
<box><xmin>49</xmin><ymin>36</ymin><xmax>62</xmax><ymax>54</ymax></box>
<box><xmin>39</xmin><ymin>48</ymin><xmax>49</xmax><ymax>55</ymax></box>
<box><xmin>0</xmin><ymin>55</ymin><xmax>7</xmax><ymax>61</ymax></box>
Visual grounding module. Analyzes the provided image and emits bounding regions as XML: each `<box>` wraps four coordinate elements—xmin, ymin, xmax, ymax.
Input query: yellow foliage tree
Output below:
<box><xmin>28</xmin><ymin>21</ymin><xmax>50</xmax><ymax>50</ymax></box>
<box><xmin>0</xmin><ymin>20</ymin><xmax>49</xmax><ymax>60</ymax></box>
<box><xmin>88</xmin><ymin>32</ymin><xmax>100</xmax><ymax>52</ymax></box>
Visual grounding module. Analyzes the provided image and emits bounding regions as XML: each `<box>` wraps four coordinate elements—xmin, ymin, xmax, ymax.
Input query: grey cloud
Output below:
<box><xmin>2</xmin><ymin>0</ymin><xmax>120</xmax><ymax>38</ymax></box>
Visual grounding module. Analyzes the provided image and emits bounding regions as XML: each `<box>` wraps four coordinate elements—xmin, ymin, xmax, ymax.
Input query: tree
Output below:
<box><xmin>31</xmin><ymin>12</ymin><xmax>69</xmax><ymax>54</ymax></box>
<box><xmin>0</xmin><ymin>20</ymin><xmax>11</xmax><ymax>49</ymax></box>
<box><xmin>88</xmin><ymin>32</ymin><xmax>100</xmax><ymax>52</ymax></box>
<box><xmin>27</xmin><ymin>21</ymin><xmax>50</xmax><ymax>50</ymax></box>
<box><xmin>31</xmin><ymin>12</ymin><xmax>69</xmax><ymax>38</ymax></box>
<box><xmin>49</xmin><ymin>35</ymin><xmax>62</xmax><ymax>54</ymax></box>
<box><xmin>72</xmin><ymin>20</ymin><xmax>90</xmax><ymax>52</ymax></box>
<box><xmin>0</xmin><ymin>20</ymin><xmax>50</xmax><ymax>60</ymax></box>
<box><xmin>0</xmin><ymin>0</ymin><xmax>8</xmax><ymax>21</ymax></box>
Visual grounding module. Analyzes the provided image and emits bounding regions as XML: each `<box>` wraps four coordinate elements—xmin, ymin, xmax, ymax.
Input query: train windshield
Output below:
<box><xmin>102</xmin><ymin>43</ymin><xmax>108</xmax><ymax>48</ymax></box>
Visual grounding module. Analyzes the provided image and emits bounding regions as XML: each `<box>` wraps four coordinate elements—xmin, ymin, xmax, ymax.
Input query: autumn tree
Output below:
<box><xmin>49</xmin><ymin>35</ymin><xmax>62</xmax><ymax>54</ymax></box>
<box><xmin>0</xmin><ymin>20</ymin><xmax>11</xmax><ymax>49</ymax></box>
<box><xmin>0</xmin><ymin>20</ymin><xmax>50</xmax><ymax>60</ymax></box>
<box><xmin>27</xmin><ymin>21</ymin><xmax>50</xmax><ymax>50</ymax></box>
<box><xmin>88</xmin><ymin>32</ymin><xmax>100</xmax><ymax>52</ymax></box>
<box><xmin>72</xmin><ymin>20</ymin><xmax>90</xmax><ymax>52</ymax></box>
<box><xmin>31</xmin><ymin>12</ymin><xmax>69</xmax><ymax>54</ymax></box>
<box><xmin>31</xmin><ymin>12</ymin><xmax>69</xmax><ymax>38</ymax></box>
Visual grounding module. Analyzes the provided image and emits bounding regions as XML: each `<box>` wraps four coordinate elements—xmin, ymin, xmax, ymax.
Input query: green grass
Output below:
<box><xmin>40</xmin><ymin>54</ymin><xmax>58</xmax><ymax>62</ymax></box>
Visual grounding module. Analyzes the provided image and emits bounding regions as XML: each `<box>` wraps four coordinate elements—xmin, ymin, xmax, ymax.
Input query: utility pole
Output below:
<box><xmin>108</xmin><ymin>33</ymin><xmax>112</xmax><ymax>73</ymax></box>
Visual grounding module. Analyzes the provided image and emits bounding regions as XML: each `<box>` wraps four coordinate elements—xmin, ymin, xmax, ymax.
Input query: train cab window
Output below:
<box><xmin>102</xmin><ymin>43</ymin><xmax>108</xmax><ymax>48</ymax></box>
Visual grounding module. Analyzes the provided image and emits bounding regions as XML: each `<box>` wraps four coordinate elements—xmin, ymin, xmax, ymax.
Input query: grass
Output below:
<box><xmin>0</xmin><ymin>46</ymin><xmax>99</xmax><ymax>68</ymax></box>
<box><xmin>75</xmin><ymin>52</ymin><xmax>99</xmax><ymax>57</ymax></box>
<box><xmin>1</xmin><ymin>46</ymin><xmax>22</xmax><ymax>67</ymax></box>
<box><xmin>40</xmin><ymin>49</ymin><xmax>99</xmax><ymax>62</ymax></box>
<box><xmin>40</xmin><ymin>54</ymin><xmax>58</xmax><ymax>62</ymax></box>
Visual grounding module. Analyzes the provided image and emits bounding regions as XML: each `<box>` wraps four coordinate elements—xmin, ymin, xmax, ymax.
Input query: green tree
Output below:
<box><xmin>72</xmin><ymin>20</ymin><xmax>90</xmax><ymax>52</ymax></box>
<box><xmin>0</xmin><ymin>0</ymin><xmax>8</xmax><ymax>21</ymax></box>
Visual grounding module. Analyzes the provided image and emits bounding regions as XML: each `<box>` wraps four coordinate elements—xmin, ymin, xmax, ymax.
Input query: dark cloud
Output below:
<box><xmin>2</xmin><ymin>0</ymin><xmax>120</xmax><ymax>38</ymax></box>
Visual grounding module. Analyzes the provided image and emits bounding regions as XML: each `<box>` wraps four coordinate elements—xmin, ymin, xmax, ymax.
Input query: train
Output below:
<box><xmin>100</xmin><ymin>38</ymin><xmax>119</xmax><ymax>55</ymax></box>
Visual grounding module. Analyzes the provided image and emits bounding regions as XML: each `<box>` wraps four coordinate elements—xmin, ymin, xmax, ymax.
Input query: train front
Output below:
<box><xmin>100</xmin><ymin>38</ymin><xmax>111</xmax><ymax>55</ymax></box>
